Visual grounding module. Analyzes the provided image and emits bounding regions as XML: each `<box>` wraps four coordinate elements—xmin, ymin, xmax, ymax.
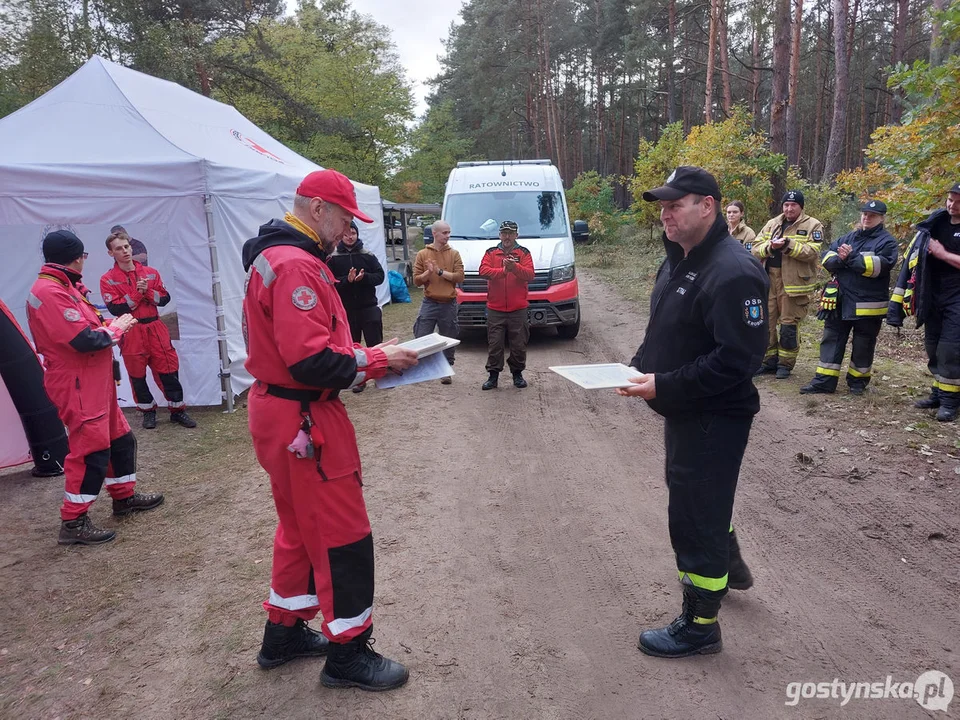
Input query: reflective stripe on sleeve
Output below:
<box><xmin>354</xmin><ymin>348</ymin><xmax>369</xmax><ymax>368</ymax></box>
<box><xmin>253</xmin><ymin>254</ymin><xmax>277</xmax><ymax>288</ymax></box>
<box><xmin>27</xmin><ymin>293</ymin><xmax>42</xmax><ymax>309</ymax></box>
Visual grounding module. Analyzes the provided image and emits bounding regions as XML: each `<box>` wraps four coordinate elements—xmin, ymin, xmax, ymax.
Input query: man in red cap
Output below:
<box><xmin>27</xmin><ymin>230</ymin><xmax>165</xmax><ymax>545</ymax></box>
<box><xmin>100</xmin><ymin>231</ymin><xmax>197</xmax><ymax>429</ymax></box>
<box><xmin>242</xmin><ymin>169</ymin><xmax>418</xmax><ymax>691</ymax></box>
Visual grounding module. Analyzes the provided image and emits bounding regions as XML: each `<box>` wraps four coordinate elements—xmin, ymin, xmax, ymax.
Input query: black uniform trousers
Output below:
<box><xmin>664</xmin><ymin>413</ymin><xmax>753</xmax><ymax>601</ymax></box>
<box><xmin>807</xmin><ymin>316</ymin><xmax>883</xmax><ymax>392</ymax></box>
<box><xmin>346</xmin><ymin>306</ymin><xmax>383</xmax><ymax>347</ymax></box>
<box><xmin>924</xmin><ymin>295</ymin><xmax>960</xmax><ymax>402</ymax></box>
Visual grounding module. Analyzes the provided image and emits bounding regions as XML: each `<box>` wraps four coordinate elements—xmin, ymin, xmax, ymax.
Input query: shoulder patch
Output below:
<box><xmin>812</xmin><ymin>230</ymin><xmax>823</xmax><ymax>241</ymax></box>
<box><xmin>743</xmin><ymin>297</ymin><xmax>765</xmax><ymax>328</ymax></box>
<box><xmin>292</xmin><ymin>286</ymin><xmax>318</xmax><ymax>311</ymax></box>
<box><xmin>64</xmin><ymin>308</ymin><xmax>82</xmax><ymax>322</ymax></box>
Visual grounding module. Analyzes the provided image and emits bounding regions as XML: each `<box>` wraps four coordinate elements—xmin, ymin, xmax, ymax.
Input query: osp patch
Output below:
<box><xmin>292</xmin><ymin>286</ymin><xmax>318</xmax><ymax>311</ymax></box>
<box><xmin>743</xmin><ymin>298</ymin><xmax>765</xmax><ymax>328</ymax></box>
<box><xmin>63</xmin><ymin>308</ymin><xmax>82</xmax><ymax>322</ymax></box>
<box><xmin>812</xmin><ymin>230</ymin><xmax>823</xmax><ymax>241</ymax></box>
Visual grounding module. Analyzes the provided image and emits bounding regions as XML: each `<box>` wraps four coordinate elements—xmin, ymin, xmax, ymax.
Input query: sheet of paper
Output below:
<box><xmin>549</xmin><ymin>363</ymin><xmax>643</xmax><ymax>390</ymax></box>
<box><xmin>375</xmin><ymin>351</ymin><xmax>454</xmax><ymax>389</ymax></box>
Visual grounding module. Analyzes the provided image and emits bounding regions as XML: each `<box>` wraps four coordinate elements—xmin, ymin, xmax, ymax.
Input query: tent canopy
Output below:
<box><xmin>0</xmin><ymin>56</ymin><xmax>389</xmax><ymax>407</ymax></box>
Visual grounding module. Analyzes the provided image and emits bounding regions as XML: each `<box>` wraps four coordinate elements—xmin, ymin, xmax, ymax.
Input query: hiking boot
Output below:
<box><xmin>320</xmin><ymin>628</ymin><xmax>409</xmax><ymax>691</ymax></box>
<box><xmin>142</xmin><ymin>410</ymin><xmax>157</xmax><ymax>430</ymax></box>
<box><xmin>170</xmin><ymin>410</ymin><xmax>197</xmax><ymax>428</ymax></box>
<box><xmin>848</xmin><ymin>385</ymin><xmax>866</xmax><ymax>396</ymax></box>
<box><xmin>482</xmin><ymin>372</ymin><xmax>499</xmax><ymax>391</ymax></box>
<box><xmin>753</xmin><ymin>364</ymin><xmax>776</xmax><ymax>377</ymax></box>
<box><xmin>58</xmin><ymin>514</ymin><xmax>116</xmax><ymax>546</ymax></box>
<box><xmin>915</xmin><ymin>387</ymin><xmax>940</xmax><ymax>409</ymax></box>
<box><xmin>440</xmin><ymin>376</ymin><xmax>452</xmax><ymax>385</ymax></box>
<box><xmin>113</xmin><ymin>491</ymin><xmax>165</xmax><ymax>517</ymax></box>
<box><xmin>727</xmin><ymin>531</ymin><xmax>754</xmax><ymax>591</ymax></box>
<box><xmin>638</xmin><ymin>586</ymin><xmax>723</xmax><ymax>658</ymax></box>
<box><xmin>775</xmin><ymin>366</ymin><xmax>791</xmax><ymax>380</ymax></box>
<box><xmin>352</xmin><ymin>384</ymin><xmax>366</xmax><ymax>393</ymax></box>
<box><xmin>512</xmin><ymin>372</ymin><xmax>527</xmax><ymax>389</ymax></box>
<box><xmin>799</xmin><ymin>382</ymin><xmax>833</xmax><ymax>395</ymax></box>
<box><xmin>257</xmin><ymin>619</ymin><xmax>329</xmax><ymax>669</ymax></box>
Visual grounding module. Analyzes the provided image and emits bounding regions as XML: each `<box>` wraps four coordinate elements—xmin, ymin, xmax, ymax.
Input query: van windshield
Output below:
<box><xmin>445</xmin><ymin>191</ymin><xmax>568</xmax><ymax>239</ymax></box>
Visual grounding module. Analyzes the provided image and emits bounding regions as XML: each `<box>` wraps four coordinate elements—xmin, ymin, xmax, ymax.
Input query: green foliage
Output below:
<box><xmin>387</xmin><ymin>100</ymin><xmax>474</xmax><ymax>203</ymax></box>
<box><xmin>630</xmin><ymin>110</ymin><xmax>788</xmax><ymax>233</ymax></box>
<box><xmin>837</xmin><ymin>1</ymin><xmax>960</xmax><ymax>240</ymax></box>
<box><xmin>565</xmin><ymin>171</ymin><xmax>620</xmax><ymax>243</ymax></box>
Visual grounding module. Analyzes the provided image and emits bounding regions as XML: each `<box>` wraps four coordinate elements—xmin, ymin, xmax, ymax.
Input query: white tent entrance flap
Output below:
<box><xmin>0</xmin><ymin>55</ymin><xmax>389</xmax><ymax>409</ymax></box>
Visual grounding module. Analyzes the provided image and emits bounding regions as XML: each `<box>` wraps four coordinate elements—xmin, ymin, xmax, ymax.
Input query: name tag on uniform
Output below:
<box><xmin>797</xmin><ymin>229</ymin><xmax>808</xmax><ymax>236</ymax></box>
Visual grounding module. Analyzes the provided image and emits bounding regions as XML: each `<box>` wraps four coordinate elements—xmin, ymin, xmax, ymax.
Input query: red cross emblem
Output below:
<box><xmin>292</xmin><ymin>286</ymin><xmax>318</xmax><ymax>310</ymax></box>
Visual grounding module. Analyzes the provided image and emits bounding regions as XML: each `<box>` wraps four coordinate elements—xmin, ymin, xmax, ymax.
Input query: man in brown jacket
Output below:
<box><xmin>413</xmin><ymin>221</ymin><xmax>464</xmax><ymax>384</ymax></box>
<box><xmin>751</xmin><ymin>191</ymin><xmax>825</xmax><ymax>379</ymax></box>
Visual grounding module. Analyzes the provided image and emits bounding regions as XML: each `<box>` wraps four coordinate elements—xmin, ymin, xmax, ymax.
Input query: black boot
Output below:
<box><xmin>914</xmin><ymin>387</ymin><xmax>940</xmax><ymax>409</ymax></box>
<box><xmin>142</xmin><ymin>410</ymin><xmax>157</xmax><ymax>430</ymax></box>
<box><xmin>113</xmin><ymin>491</ymin><xmax>165</xmax><ymax>516</ymax></box>
<box><xmin>512</xmin><ymin>372</ymin><xmax>527</xmax><ymax>389</ymax></box>
<box><xmin>58</xmin><ymin>514</ymin><xmax>116</xmax><ymax>546</ymax></box>
<box><xmin>170</xmin><ymin>410</ymin><xmax>197</xmax><ymax>428</ymax></box>
<box><xmin>257</xmin><ymin>619</ymin><xmax>329</xmax><ymax>669</ymax></box>
<box><xmin>482</xmin><ymin>371</ymin><xmax>499</xmax><ymax>391</ymax></box>
<box><xmin>753</xmin><ymin>363</ymin><xmax>776</xmax><ymax>377</ymax></box>
<box><xmin>937</xmin><ymin>397</ymin><xmax>959</xmax><ymax>422</ymax></box>
<box><xmin>320</xmin><ymin>627</ymin><xmax>409</xmax><ymax>691</ymax></box>
<box><xmin>775</xmin><ymin>366</ymin><xmax>791</xmax><ymax>379</ymax></box>
<box><xmin>799</xmin><ymin>381</ymin><xmax>834</xmax><ymax>395</ymax></box>
<box><xmin>638</xmin><ymin>585</ymin><xmax>723</xmax><ymax>658</ymax></box>
<box><xmin>727</xmin><ymin>531</ymin><xmax>754</xmax><ymax>590</ymax></box>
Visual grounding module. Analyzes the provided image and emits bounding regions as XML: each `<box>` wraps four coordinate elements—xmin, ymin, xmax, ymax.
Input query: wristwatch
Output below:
<box><xmin>437</xmin><ymin>268</ymin><xmax>444</xmax><ymax>277</ymax></box>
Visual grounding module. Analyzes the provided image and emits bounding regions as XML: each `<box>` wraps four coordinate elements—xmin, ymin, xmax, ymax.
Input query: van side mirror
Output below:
<box><xmin>423</xmin><ymin>226</ymin><xmax>434</xmax><ymax>245</ymax></box>
<box><xmin>572</xmin><ymin>220</ymin><xmax>589</xmax><ymax>243</ymax></box>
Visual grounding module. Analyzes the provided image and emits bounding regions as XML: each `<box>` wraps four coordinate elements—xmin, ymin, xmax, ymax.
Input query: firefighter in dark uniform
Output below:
<box><xmin>800</xmin><ymin>200</ymin><xmax>900</xmax><ymax>396</ymax></box>
<box><xmin>620</xmin><ymin>167</ymin><xmax>769</xmax><ymax>658</ymax></box>
<box><xmin>888</xmin><ymin>183</ymin><xmax>960</xmax><ymax>422</ymax></box>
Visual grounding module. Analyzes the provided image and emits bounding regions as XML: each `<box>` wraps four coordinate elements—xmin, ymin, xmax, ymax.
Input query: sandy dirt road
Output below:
<box><xmin>1</xmin><ymin>272</ymin><xmax>958</xmax><ymax>719</ymax></box>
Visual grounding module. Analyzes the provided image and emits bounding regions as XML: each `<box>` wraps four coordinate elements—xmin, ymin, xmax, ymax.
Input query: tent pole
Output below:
<box><xmin>204</xmin><ymin>195</ymin><xmax>234</xmax><ymax>413</ymax></box>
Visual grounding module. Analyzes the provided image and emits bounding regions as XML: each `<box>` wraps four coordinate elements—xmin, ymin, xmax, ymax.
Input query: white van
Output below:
<box><xmin>441</xmin><ymin>160</ymin><xmax>581</xmax><ymax>338</ymax></box>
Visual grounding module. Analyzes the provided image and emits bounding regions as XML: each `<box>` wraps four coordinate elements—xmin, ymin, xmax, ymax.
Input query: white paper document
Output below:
<box><xmin>549</xmin><ymin>363</ymin><xmax>643</xmax><ymax>390</ymax></box>
<box><xmin>396</xmin><ymin>333</ymin><xmax>461</xmax><ymax>359</ymax></box>
<box><xmin>375</xmin><ymin>351</ymin><xmax>454</xmax><ymax>389</ymax></box>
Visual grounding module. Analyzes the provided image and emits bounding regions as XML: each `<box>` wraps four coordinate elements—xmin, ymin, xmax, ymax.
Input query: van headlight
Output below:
<box><xmin>550</xmin><ymin>264</ymin><xmax>576</xmax><ymax>283</ymax></box>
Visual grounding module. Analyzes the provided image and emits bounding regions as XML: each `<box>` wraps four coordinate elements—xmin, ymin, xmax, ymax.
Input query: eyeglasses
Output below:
<box><xmin>81</xmin><ymin>252</ymin><xmax>89</xmax><ymax>259</ymax></box>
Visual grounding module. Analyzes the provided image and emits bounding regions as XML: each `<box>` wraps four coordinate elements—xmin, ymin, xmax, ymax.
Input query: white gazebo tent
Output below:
<box><xmin>0</xmin><ymin>55</ymin><xmax>389</xmax><ymax>411</ymax></box>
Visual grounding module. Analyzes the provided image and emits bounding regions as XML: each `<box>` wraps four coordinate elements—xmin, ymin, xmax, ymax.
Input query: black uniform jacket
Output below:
<box><xmin>325</xmin><ymin>239</ymin><xmax>386</xmax><ymax>311</ymax></box>
<box><xmin>630</xmin><ymin>215</ymin><xmax>770</xmax><ymax>418</ymax></box>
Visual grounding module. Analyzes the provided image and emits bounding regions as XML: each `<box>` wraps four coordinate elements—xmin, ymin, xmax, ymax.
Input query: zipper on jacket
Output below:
<box><xmin>75</xmin><ymin>377</ymin><xmax>82</xmax><ymax>412</ymax></box>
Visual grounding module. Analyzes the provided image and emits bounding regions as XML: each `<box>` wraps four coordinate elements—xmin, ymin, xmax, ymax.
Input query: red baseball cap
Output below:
<box><xmin>296</xmin><ymin>169</ymin><xmax>373</xmax><ymax>223</ymax></box>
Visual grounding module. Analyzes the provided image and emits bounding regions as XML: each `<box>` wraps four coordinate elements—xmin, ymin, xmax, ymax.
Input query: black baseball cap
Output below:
<box><xmin>643</xmin><ymin>166</ymin><xmax>721</xmax><ymax>202</ymax></box>
<box><xmin>949</xmin><ymin>183</ymin><xmax>960</xmax><ymax>194</ymax></box>
<box><xmin>859</xmin><ymin>199</ymin><xmax>887</xmax><ymax>214</ymax></box>
<box><xmin>499</xmin><ymin>220</ymin><xmax>519</xmax><ymax>233</ymax></box>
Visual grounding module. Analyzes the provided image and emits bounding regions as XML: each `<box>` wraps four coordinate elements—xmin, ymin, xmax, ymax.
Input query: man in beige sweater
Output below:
<box><xmin>413</xmin><ymin>221</ymin><xmax>465</xmax><ymax>384</ymax></box>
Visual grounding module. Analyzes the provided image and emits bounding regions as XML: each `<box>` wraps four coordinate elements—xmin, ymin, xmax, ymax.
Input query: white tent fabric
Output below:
<box><xmin>0</xmin><ymin>55</ymin><xmax>389</xmax><ymax>408</ymax></box>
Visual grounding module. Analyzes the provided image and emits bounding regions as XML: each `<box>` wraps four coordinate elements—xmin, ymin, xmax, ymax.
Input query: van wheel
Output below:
<box><xmin>557</xmin><ymin>313</ymin><xmax>580</xmax><ymax>339</ymax></box>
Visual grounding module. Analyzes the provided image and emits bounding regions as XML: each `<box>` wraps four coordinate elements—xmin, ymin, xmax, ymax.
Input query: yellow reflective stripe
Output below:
<box><xmin>890</xmin><ymin>294</ymin><xmax>904</xmax><ymax>303</ymax></box>
<box><xmin>855</xmin><ymin>307</ymin><xmax>887</xmax><ymax>316</ymax></box>
<box><xmin>848</xmin><ymin>367</ymin><xmax>871</xmax><ymax>378</ymax></box>
<box><xmin>862</xmin><ymin>254</ymin><xmax>876</xmax><ymax>277</ymax></box>
<box><xmin>816</xmin><ymin>366</ymin><xmax>842</xmax><ymax>377</ymax></box>
<box><xmin>693</xmin><ymin>615</ymin><xmax>718</xmax><ymax>625</ymax></box>
<box><xmin>909</xmin><ymin>254</ymin><xmax>918</xmax><ymax>270</ymax></box>
<box><xmin>679</xmin><ymin>571</ymin><xmax>728</xmax><ymax>592</ymax></box>
<box><xmin>823</xmin><ymin>251</ymin><xmax>839</xmax><ymax>262</ymax></box>
<box><xmin>938</xmin><ymin>381</ymin><xmax>960</xmax><ymax>393</ymax></box>
<box><xmin>784</xmin><ymin>283</ymin><xmax>818</xmax><ymax>294</ymax></box>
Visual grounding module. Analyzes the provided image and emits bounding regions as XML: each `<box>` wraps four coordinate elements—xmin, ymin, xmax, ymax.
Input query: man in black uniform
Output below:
<box><xmin>895</xmin><ymin>183</ymin><xmax>960</xmax><ymax>422</ymax></box>
<box><xmin>800</xmin><ymin>200</ymin><xmax>900</xmax><ymax>396</ymax></box>
<box><xmin>620</xmin><ymin>166</ymin><xmax>769</xmax><ymax>658</ymax></box>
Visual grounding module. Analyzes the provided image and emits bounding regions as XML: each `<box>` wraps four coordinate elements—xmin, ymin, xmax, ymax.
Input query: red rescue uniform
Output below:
<box><xmin>478</xmin><ymin>243</ymin><xmax>536</xmax><ymax>312</ymax></box>
<box><xmin>100</xmin><ymin>262</ymin><xmax>185</xmax><ymax>412</ymax></box>
<box><xmin>242</xmin><ymin>218</ymin><xmax>389</xmax><ymax>642</ymax></box>
<box><xmin>27</xmin><ymin>264</ymin><xmax>138</xmax><ymax>520</ymax></box>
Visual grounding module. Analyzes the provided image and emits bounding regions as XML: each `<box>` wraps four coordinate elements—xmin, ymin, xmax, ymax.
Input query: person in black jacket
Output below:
<box><xmin>619</xmin><ymin>166</ymin><xmax>769</xmax><ymax>659</ymax></box>
<box><xmin>800</xmin><ymin>200</ymin><xmax>900</xmax><ymax>396</ymax></box>
<box><xmin>326</xmin><ymin>221</ymin><xmax>385</xmax><ymax>392</ymax></box>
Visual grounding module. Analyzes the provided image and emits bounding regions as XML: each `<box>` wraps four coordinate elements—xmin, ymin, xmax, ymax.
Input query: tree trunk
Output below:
<box><xmin>717</xmin><ymin>0</ymin><xmax>733</xmax><ymax>116</ymax></box>
<box><xmin>667</xmin><ymin>0</ymin><xmax>678</xmax><ymax>123</ymax></box>
<box><xmin>785</xmin><ymin>0</ymin><xmax>803</xmax><ymax>167</ymax></box>
<box><xmin>822</xmin><ymin>0</ymin><xmax>851</xmax><ymax>181</ymax></box>
<box><xmin>751</xmin><ymin>20</ymin><xmax>761</xmax><ymax>122</ymax></box>
<box><xmin>930</xmin><ymin>0</ymin><xmax>947</xmax><ymax>65</ymax></box>
<box><xmin>770</xmin><ymin>0</ymin><xmax>791</xmax><ymax>211</ymax></box>
<box><xmin>888</xmin><ymin>0</ymin><xmax>909</xmax><ymax>123</ymax></box>
<box><xmin>705</xmin><ymin>0</ymin><xmax>718</xmax><ymax>122</ymax></box>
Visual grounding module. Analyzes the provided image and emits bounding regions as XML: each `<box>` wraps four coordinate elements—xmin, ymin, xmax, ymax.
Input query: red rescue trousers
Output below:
<box><xmin>248</xmin><ymin>383</ymin><xmax>375</xmax><ymax>642</ymax></box>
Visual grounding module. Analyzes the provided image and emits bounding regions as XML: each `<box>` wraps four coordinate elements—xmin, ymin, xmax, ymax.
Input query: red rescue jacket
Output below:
<box><xmin>478</xmin><ymin>243</ymin><xmax>535</xmax><ymax>312</ymax></box>
<box><xmin>100</xmin><ymin>262</ymin><xmax>171</xmax><ymax>321</ymax></box>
